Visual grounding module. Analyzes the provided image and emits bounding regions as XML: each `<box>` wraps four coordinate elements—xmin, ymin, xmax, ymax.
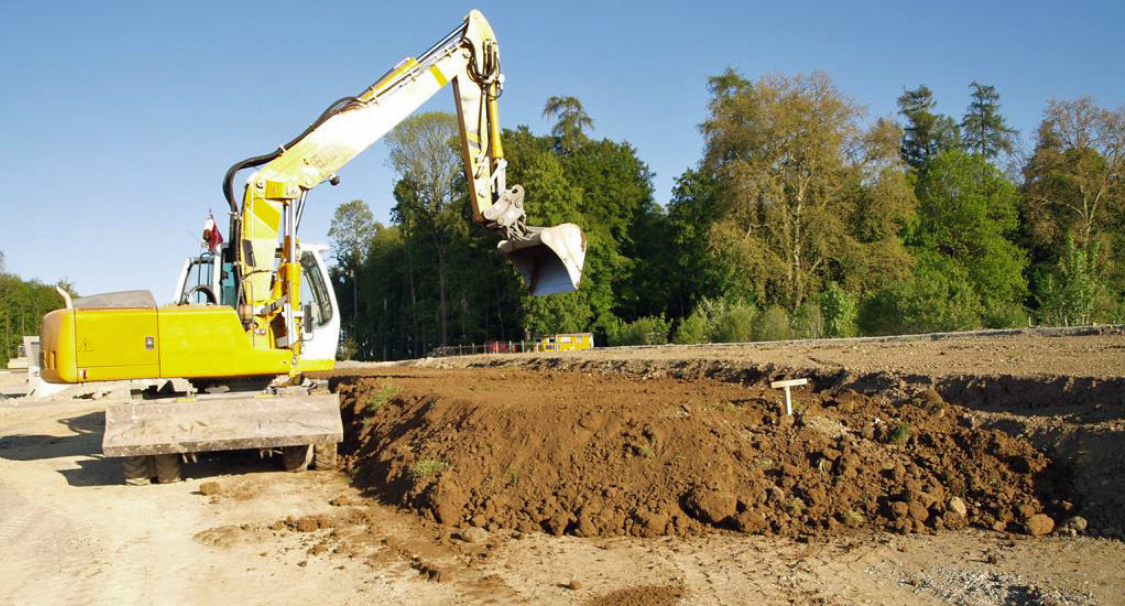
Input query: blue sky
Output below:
<box><xmin>1</xmin><ymin>0</ymin><xmax>1122</xmax><ymax>299</ymax></box>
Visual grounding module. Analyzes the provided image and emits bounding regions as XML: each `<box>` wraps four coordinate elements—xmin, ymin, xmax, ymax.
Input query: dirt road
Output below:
<box><xmin>1</xmin><ymin>330</ymin><xmax>1123</xmax><ymax>605</ymax></box>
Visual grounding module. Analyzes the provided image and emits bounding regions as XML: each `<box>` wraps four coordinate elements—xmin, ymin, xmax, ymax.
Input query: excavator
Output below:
<box><xmin>36</xmin><ymin>9</ymin><xmax>586</xmax><ymax>485</ymax></box>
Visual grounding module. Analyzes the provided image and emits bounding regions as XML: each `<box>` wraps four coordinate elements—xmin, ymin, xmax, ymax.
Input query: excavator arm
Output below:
<box><xmin>223</xmin><ymin>9</ymin><xmax>586</xmax><ymax>358</ymax></box>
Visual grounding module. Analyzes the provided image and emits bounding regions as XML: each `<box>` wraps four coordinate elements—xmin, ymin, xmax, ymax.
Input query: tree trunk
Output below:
<box><xmin>351</xmin><ymin>267</ymin><xmax>359</xmax><ymax>332</ymax></box>
<box><xmin>436</xmin><ymin>242</ymin><xmax>449</xmax><ymax>346</ymax></box>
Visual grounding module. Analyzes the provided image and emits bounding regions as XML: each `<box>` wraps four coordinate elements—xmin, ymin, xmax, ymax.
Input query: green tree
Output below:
<box><xmin>913</xmin><ymin>149</ymin><xmax>1028</xmax><ymax>326</ymax></box>
<box><xmin>386</xmin><ymin>112</ymin><xmax>463</xmax><ymax>346</ymax></box>
<box><xmin>819</xmin><ymin>283</ymin><xmax>857</xmax><ymax>337</ymax></box>
<box><xmin>0</xmin><ymin>269</ymin><xmax>70</xmax><ymax>366</ymax></box>
<box><xmin>1037</xmin><ymin>235</ymin><xmax>1102</xmax><ymax>326</ymax></box>
<box><xmin>858</xmin><ymin>253</ymin><xmax>984</xmax><ymax>335</ymax></box>
<box><xmin>898</xmin><ymin>85</ymin><xmax>961</xmax><ymax>170</ymax></box>
<box><xmin>701</xmin><ymin>69</ymin><xmax>913</xmax><ymax>309</ymax></box>
<box><xmin>542</xmin><ymin>96</ymin><xmax>594</xmax><ymax>155</ymax></box>
<box><xmin>327</xmin><ymin>199</ymin><xmax>375</xmax><ymax>334</ymax></box>
<box><xmin>1022</xmin><ymin>96</ymin><xmax>1125</xmax><ymax>308</ymax></box>
<box><xmin>961</xmin><ymin>81</ymin><xmax>1017</xmax><ymax>160</ymax></box>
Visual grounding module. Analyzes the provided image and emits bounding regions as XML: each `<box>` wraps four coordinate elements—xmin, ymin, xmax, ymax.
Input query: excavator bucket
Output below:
<box><xmin>499</xmin><ymin>223</ymin><xmax>586</xmax><ymax>295</ymax></box>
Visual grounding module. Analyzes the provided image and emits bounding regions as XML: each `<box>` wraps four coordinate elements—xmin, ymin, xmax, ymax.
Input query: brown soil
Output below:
<box><xmin>332</xmin><ymin>367</ymin><xmax>1076</xmax><ymax>540</ymax></box>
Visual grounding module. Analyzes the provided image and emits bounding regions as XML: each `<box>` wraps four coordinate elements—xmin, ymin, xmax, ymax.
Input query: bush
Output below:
<box><xmin>858</xmin><ymin>255</ymin><xmax>983</xmax><ymax>335</ymax></box>
<box><xmin>753</xmin><ymin>305</ymin><xmax>793</xmax><ymax>341</ymax></box>
<box><xmin>819</xmin><ymin>283</ymin><xmax>857</xmax><ymax>338</ymax></box>
<box><xmin>672</xmin><ymin>311</ymin><xmax>709</xmax><ymax>344</ymax></box>
<box><xmin>982</xmin><ymin>300</ymin><xmax>1028</xmax><ymax>329</ymax></box>
<box><xmin>609</xmin><ymin>315</ymin><xmax>671</xmax><ymax>346</ymax></box>
<box><xmin>709</xmin><ymin>300</ymin><xmax>756</xmax><ymax>343</ymax></box>
<box><xmin>791</xmin><ymin>300</ymin><xmax>825</xmax><ymax>340</ymax></box>
<box><xmin>1036</xmin><ymin>236</ymin><xmax>1101</xmax><ymax>327</ymax></box>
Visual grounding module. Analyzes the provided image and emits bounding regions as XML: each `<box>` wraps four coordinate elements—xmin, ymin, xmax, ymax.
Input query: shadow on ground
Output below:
<box><xmin>1</xmin><ymin>411</ymin><xmax>299</xmax><ymax>487</ymax></box>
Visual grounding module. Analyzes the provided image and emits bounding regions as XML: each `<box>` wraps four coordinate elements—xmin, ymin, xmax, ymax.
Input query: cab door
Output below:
<box><xmin>297</xmin><ymin>247</ymin><xmax>341</xmax><ymax>365</ymax></box>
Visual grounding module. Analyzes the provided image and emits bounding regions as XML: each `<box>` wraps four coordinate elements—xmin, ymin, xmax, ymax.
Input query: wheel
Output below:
<box><xmin>282</xmin><ymin>445</ymin><xmax>311</xmax><ymax>472</ymax></box>
<box><xmin>313</xmin><ymin>443</ymin><xmax>338</xmax><ymax>470</ymax></box>
<box><xmin>154</xmin><ymin>454</ymin><xmax>182</xmax><ymax>484</ymax></box>
<box><xmin>123</xmin><ymin>456</ymin><xmax>154</xmax><ymax>486</ymax></box>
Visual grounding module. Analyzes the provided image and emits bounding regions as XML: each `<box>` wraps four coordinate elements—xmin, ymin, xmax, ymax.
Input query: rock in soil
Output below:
<box><xmin>458</xmin><ymin>526</ymin><xmax>489</xmax><ymax>544</ymax></box>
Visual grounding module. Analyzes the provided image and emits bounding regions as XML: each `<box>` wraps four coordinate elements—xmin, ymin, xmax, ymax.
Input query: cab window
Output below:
<box><xmin>299</xmin><ymin>252</ymin><xmax>333</xmax><ymax>327</ymax></box>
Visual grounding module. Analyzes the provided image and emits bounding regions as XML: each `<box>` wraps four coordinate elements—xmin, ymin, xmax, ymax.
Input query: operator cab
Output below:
<box><xmin>173</xmin><ymin>244</ymin><xmax>340</xmax><ymax>363</ymax></box>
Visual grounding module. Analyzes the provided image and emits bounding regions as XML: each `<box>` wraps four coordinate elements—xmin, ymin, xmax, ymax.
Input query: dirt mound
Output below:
<box><xmin>335</xmin><ymin>368</ymin><xmax>1073</xmax><ymax>539</ymax></box>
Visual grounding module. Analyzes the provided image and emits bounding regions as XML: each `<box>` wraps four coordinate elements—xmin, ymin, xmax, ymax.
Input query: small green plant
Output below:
<box><xmin>845</xmin><ymin>509</ymin><xmax>864</xmax><ymax>524</ymax></box>
<box><xmin>409</xmin><ymin>459</ymin><xmax>449</xmax><ymax>482</ymax></box>
<box><xmin>506</xmin><ymin>465</ymin><xmax>519</xmax><ymax>487</ymax></box>
<box><xmin>787</xmin><ymin>497</ymin><xmax>805</xmax><ymax>514</ymax></box>
<box><xmin>366</xmin><ymin>382</ymin><xmax>401</xmax><ymax>412</ymax></box>
<box><xmin>637</xmin><ymin>444</ymin><xmax>655</xmax><ymax>458</ymax></box>
<box><xmin>888</xmin><ymin>422</ymin><xmax>911</xmax><ymax>445</ymax></box>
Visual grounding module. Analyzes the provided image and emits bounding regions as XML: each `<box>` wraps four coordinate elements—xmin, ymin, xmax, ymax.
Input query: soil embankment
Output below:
<box><xmin>332</xmin><ymin>366</ymin><xmax>1087</xmax><ymax>539</ymax></box>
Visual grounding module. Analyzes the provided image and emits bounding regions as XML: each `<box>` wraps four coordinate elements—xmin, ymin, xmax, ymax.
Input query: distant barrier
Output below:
<box><xmin>429</xmin><ymin>341</ymin><xmax>536</xmax><ymax>357</ymax></box>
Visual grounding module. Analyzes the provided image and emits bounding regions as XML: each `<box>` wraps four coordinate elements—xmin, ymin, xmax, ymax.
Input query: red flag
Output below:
<box><xmin>203</xmin><ymin>212</ymin><xmax>224</xmax><ymax>252</ymax></box>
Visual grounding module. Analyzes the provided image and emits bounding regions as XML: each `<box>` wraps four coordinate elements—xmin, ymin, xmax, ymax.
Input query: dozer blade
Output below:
<box><xmin>499</xmin><ymin>223</ymin><xmax>586</xmax><ymax>295</ymax></box>
<box><xmin>102</xmin><ymin>394</ymin><xmax>342</xmax><ymax>457</ymax></box>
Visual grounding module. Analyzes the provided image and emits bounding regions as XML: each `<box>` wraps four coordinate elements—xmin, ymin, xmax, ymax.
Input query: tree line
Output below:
<box><xmin>0</xmin><ymin>252</ymin><xmax>72</xmax><ymax>366</ymax></box>
<box><xmin>331</xmin><ymin>72</ymin><xmax>1124</xmax><ymax>359</ymax></box>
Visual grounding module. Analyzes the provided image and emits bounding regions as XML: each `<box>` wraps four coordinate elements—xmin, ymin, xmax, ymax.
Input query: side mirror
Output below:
<box><xmin>302</xmin><ymin>302</ymin><xmax>315</xmax><ymax>337</ymax></box>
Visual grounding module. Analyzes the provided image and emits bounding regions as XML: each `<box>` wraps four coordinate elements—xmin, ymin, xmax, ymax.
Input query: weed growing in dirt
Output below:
<box><xmin>506</xmin><ymin>465</ymin><xmax>519</xmax><ymax>487</ymax></box>
<box><xmin>362</xmin><ymin>383</ymin><xmax>401</xmax><ymax>431</ymax></box>
<box><xmin>845</xmin><ymin>509</ymin><xmax>864</xmax><ymax>524</ymax></box>
<box><xmin>888</xmin><ymin>422</ymin><xmax>911</xmax><ymax>445</ymax></box>
<box><xmin>637</xmin><ymin>444</ymin><xmax>655</xmax><ymax>458</ymax></box>
<box><xmin>366</xmin><ymin>382</ymin><xmax>401</xmax><ymax>412</ymax></box>
<box><xmin>410</xmin><ymin>459</ymin><xmax>449</xmax><ymax>482</ymax></box>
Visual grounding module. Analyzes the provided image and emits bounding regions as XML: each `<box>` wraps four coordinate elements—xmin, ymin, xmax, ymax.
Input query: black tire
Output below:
<box><xmin>282</xmin><ymin>445</ymin><xmax>311</xmax><ymax>472</ymax></box>
<box><xmin>123</xmin><ymin>456</ymin><xmax>154</xmax><ymax>486</ymax></box>
<box><xmin>154</xmin><ymin>454</ymin><xmax>182</xmax><ymax>484</ymax></box>
<box><xmin>313</xmin><ymin>443</ymin><xmax>338</xmax><ymax>470</ymax></box>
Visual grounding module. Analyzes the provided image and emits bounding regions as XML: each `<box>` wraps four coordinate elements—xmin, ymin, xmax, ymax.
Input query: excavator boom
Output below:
<box><xmin>227</xmin><ymin>9</ymin><xmax>586</xmax><ymax>356</ymax></box>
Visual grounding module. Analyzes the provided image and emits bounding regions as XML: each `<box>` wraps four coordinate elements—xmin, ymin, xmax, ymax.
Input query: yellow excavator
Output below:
<box><xmin>37</xmin><ymin>9</ymin><xmax>586</xmax><ymax>484</ymax></box>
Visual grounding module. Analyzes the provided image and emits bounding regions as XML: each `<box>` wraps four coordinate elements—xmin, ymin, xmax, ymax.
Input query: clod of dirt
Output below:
<box><xmin>413</xmin><ymin>561</ymin><xmax>450</xmax><ymax>583</ymax></box>
<box><xmin>566</xmin><ymin>580</ymin><xmax>582</xmax><ymax>590</ymax></box>
<box><xmin>590</xmin><ymin>584</ymin><xmax>686</xmax><ymax>606</ymax></box>
<box><xmin>458</xmin><ymin>526</ymin><xmax>488</xmax><ymax>544</ymax></box>
<box><xmin>199</xmin><ymin>481</ymin><xmax>221</xmax><ymax>496</ymax></box>
<box><xmin>1059</xmin><ymin>516</ymin><xmax>1088</xmax><ymax>533</ymax></box>
<box><xmin>683</xmin><ymin>488</ymin><xmax>737</xmax><ymax>526</ymax></box>
<box><xmin>1026</xmin><ymin>514</ymin><xmax>1056</xmax><ymax>537</ymax></box>
<box><xmin>296</xmin><ymin>517</ymin><xmax>319</xmax><ymax>533</ymax></box>
<box><xmin>329</xmin><ymin>495</ymin><xmax>362</xmax><ymax>507</ymax></box>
